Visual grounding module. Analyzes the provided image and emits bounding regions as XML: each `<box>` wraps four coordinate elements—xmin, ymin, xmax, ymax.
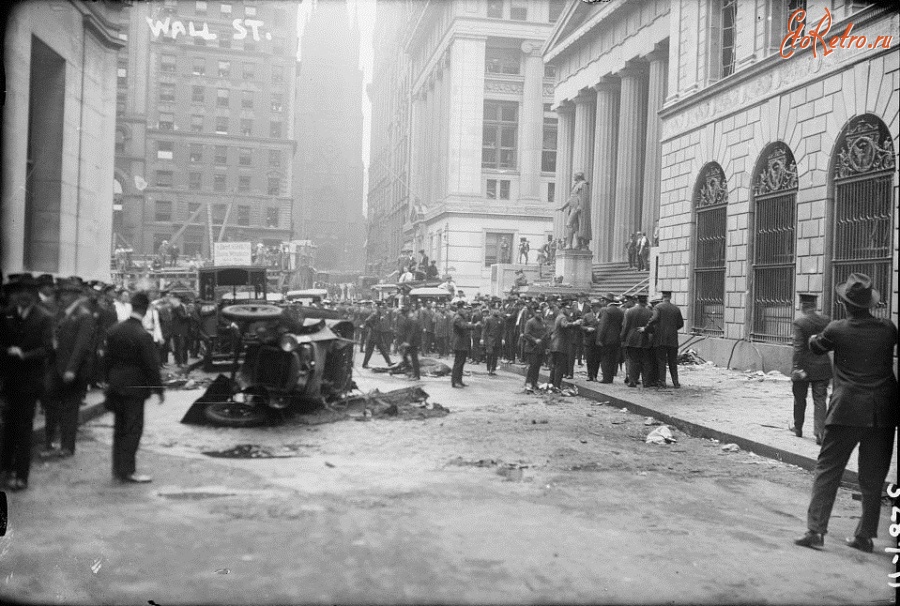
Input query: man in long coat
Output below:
<box><xmin>450</xmin><ymin>303</ymin><xmax>480</xmax><ymax>388</ymax></box>
<box><xmin>795</xmin><ymin>274</ymin><xmax>898</xmax><ymax>553</ymax></box>
<box><xmin>644</xmin><ymin>290</ymin><xmax>684</xmax><ymax>388</ymax></box>
<box><xmin>620</xmin><ymin>293</ymin><xmax>653</xmax><ymax>387</ymax></box>
<box><xmin>596</xmin><ymin>294</ymin><xmax>624</xmax><ymax>383</ymax></box>
<box><xmin>522</xmin><ymin>308</ymin><xmax>548</xmax><ymax>392</ymax></box>
<box><xmin>790</xmin><ymin>293</ymin><xmax>832</xmax><ymax>443</ymax></box>
<box><xmin>482</xmin><ymin>308</ymin><xmax>505</xmax><ymax>375</ymax></box>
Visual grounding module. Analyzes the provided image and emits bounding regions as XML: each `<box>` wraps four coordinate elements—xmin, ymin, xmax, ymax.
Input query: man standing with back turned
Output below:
<box><xmin>105</xmin><ymin>292</ymin><xmax>165</xmax><ymax>483</ymax></box>
<box><xmin>794</xmin><ymin>274</ymin><xmax>898</xmax><ymax>553</ymax></box>
<box><xmin>790</xmin><ymin>293</ymin><xmax>832</xmax><ymax>444</ymax></box>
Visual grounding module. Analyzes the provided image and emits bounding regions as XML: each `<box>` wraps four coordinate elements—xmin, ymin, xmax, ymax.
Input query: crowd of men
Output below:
<box><xmin>1</xmin><ymin>273</ymin><xmax>167</xmax><ymax>491</ymax></box>
<box><xmin>346</xmin><ymin>289</ymin><xmax>684</xmax><ymax>394</ymax></box>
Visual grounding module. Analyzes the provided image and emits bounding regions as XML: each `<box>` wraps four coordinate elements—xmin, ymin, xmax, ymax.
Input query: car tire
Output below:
<box><xmin>203</xmin><ymin>401</ymin><xmax>271</xmax><ymax>427</ymax></box>
<box><xmin>220</xmin><ymin>304</ymin><xmax>284</xmax><ymax>322</ymax></box>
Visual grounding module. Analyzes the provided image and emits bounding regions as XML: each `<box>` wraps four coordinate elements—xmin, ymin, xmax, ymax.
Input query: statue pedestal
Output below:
<box><xmin>555</xmin><ymin>249</ymin><xmax>593</xmax><ymax>289</ymax></box>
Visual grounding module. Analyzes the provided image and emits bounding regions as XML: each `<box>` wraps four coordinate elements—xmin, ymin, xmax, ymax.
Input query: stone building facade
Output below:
<box><xmin>113</xmin><ymin>0</ymin><xmax>298</xmax><ymax>259</ymax></box>
<box><xmin>2</xmin><ymin>0</ymin><xmax>126</xmax><ymax>280</ymax></box>
<box><xmin>657</xmin><ymin>1</ymin><xmax>897</xmax><ymax>371</ymax></box>
<box><xmin>293</xmin><ymin>0</ymin><xmax>366</xmax><ymax>273</ymax></box>
<box><xmin>398</xmin><ymin>0</ymin><xmax>567</xmax><ymax>293</ymax></box>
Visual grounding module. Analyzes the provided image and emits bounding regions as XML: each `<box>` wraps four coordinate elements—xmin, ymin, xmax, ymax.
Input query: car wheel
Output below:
<box><xmin>203</xmin><ymin>401</ymin><xmax>271</xmax><ymax>427</ymax></box>
<box><xmin>220</xmin><ymin>304</ymin><xmax>284</xmax><ymax>322</ymax></box>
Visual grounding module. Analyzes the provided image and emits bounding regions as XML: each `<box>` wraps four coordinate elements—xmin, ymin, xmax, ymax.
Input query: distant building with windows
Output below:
<box><xmin>1</xmin><ymin>0</ymin><xmax>127</xmax><ymax>280</ymax></box>
<box><xmin>367</xmin><ymin>0</ymin><xmax>567</xmax><ymax>292</ymax></box>
<box><xmin>546</xmin><ymin>0</ymin><xmax>897</xmax><ymax>372</ymax></box>
<box><xmin>113</xmin><ymin>0</ymin><xmax>298</xmax><ymax>259</ymax></box>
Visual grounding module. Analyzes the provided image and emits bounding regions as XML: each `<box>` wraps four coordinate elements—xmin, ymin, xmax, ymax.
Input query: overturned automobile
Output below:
<box><xmin>184</xmin><ymin>303</ymin><xmax>356</xmax><ymax>427</ymax></box>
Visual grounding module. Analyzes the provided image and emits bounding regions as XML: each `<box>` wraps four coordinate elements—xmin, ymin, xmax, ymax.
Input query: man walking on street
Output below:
<box><xmin>361</xmin><ymin>302</ymin><xmax>393</xmax><ymax>368</ymax></box>
<box><xmin>1</xmin><ymin>275</ymin><xmax>54</xmax><ymax>490</ymax></box>
<box><xmin>790</xmin><ymin>293</ymin><xmax>832</xmax><ymax>444</ymax></box>
<box><xmin>794</xmin><ymin>273</ymin><xmax>898</xmax><ymax>553</ymax></box>
<box><xmin>596</xmin><ymin>293</ymin><xmax>624</xmax><ymax>384</ymax></box>
<box><xmin>643</xmin><ymin>290</ymin><xmax>684</xmax><ymax>388</ymax></box>
<box><xmin>105</xmin><ymin>292</ymin><xmax>164</xmax><ymax>483</ymax></box>
<box><xmin>44</xmin><ymin>278</ymin><xmax>95</xmax><ymax>459</ymax></box>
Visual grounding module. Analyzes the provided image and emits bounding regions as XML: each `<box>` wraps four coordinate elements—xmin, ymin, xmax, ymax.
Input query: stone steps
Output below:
<box><xmin>590</xmin><ymin>262</ymin><xmax>649</xmax><ymax>298</ymax></box>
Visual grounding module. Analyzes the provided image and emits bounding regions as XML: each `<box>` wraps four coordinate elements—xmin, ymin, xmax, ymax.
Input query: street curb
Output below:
<box><xmin>501</xmin><ymin>363</ymin><xmax>863</xmax><ymax>490</ymax></box>
<box><xmin>31</xmin><ymin>396</ymin><xmax>109</xmax><ymax>449</ymax></box>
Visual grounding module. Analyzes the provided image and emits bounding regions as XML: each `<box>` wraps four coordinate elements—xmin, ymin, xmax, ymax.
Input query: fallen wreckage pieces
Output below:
<box><xmin>349</xmin><ymin>386</ymin><xmax>450</xmax><ymax>421</ymax></box>
<box><xmin>369</xmin><ymin>357</ymin><xmax>452</xmax><ymax>377</ymax></box>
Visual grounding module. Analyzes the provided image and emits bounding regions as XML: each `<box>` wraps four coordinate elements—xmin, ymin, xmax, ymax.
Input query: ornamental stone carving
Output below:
<box><xmin>834</xmin><ymin>118</ymin><xmax>896</xmax><ymax>180</ymax></box>
<box><xmin>694</xmin><ymin>163</ymin><xmax>728</xmax><ymax>208</ymax></box>
<box><xmin>753</xmin><ymin>143</ymin><xmax>798</xmax><ymax>196</ymax></box>
<box><xmin>485</xmin><ymin>79</ymin><xmax>524</xmax><ymax>94</ymax></box>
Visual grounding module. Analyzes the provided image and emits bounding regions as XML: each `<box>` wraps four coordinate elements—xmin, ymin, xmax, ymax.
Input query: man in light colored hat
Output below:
<box><xmin>790</xmin><ymin>293</ymin><xmax>832</xmax><ymax>443</ymax></box>
<box><xmin>795</xmin><ymin>273</ymin><xmax>898</xmax><ymax>554</ymax></box>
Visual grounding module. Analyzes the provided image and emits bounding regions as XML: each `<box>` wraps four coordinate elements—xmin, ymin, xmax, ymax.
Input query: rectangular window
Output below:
<box><xmin>159</xmin><ymin>83</ymin><xmax>175</xmax><ymax>103</ymax></box>
<box><xmin>484</xmin><ymin>232</ymin><xmax>514</xmax><ymax>266</ymax></box>
<box><xmin>269</xmin><ymin>149</ymin><xmax>282</xmax><ymax>167</ymax></box>
<box><xmin>542</xmin><ymin>116</ymin><xmax>558</xmax><ymax>173</ymax></box>
<box><xmin>195</xmin><ymin>0</ymin><xmax>207</xmax><ymax>14</ymax></box>
<box><xmin>155</xmin><ymin>200</ymin><xmax>173</xmax><ymax>222</ymax></box>
<box><xmin>117</xmin><ymin>65</ymin><xmax>127</xmax><ymax>87</ymax></box>
<box><xmin>547</xmin><ymin>182</ymin><xmax>555</xmax><ymax>204</ymax></box>
<box><xmin>189</xmin><ymin>172</ymin><xmax>202</xmax><ymax>190</ymax></box>
<box><xmin>241</xmin><ymin>90</ymin><xmax>254</xmax><ymax>109</ymax></box>
<box><xmin>711</xmin><ymin>0</ymin><xmax>738</xmax><ymax>80</ymax></box>
<box><xmin>768</xmin><ymin>0</ymin><xmax>806</xmax><ymax>51</ymax></box>
<box><xmin>266</xmin><ymin>208</ymin><xmax>279</xmax><ymax>228</ymax></box>
<box><xmin>238</xmin><ymin>175</ymin><xmax>251</xmax><ymax>192</ymax></box>
<box><xmin>190</xmin><ymin>114</ymin><xmax>204</xmax><ymax>133</ymax></box>
<box><xmin>237</xmin><ymin>205</ymin><xmax>250</xmax><ymax>226</ymax></box>
<box><xmin>482</xmin><ymin>101</ymin><xmax>518</xmax><ymax>170</ymax></box>
<box><xmin>215</xmin><ymin>117</ymin><xmax>228</xmax><ymax>134</ymax></box>
<box><xmin>269</xmin><ymin>121</ymin><xmax>282</xmax><ymax>138</ymax></box>
<box><xmin>192</xmin><ymin>59</ymin><xmax>205</xmax><ymax>76</ymax></box>
<box><xmin>214</xmin><ymin>173</ymin><xmax>227</xmax><ymax>192</ymax></box>
<box><xmin>487</xmin><ymin>179</ymin><xmax>497</xmax><ymax>199</ymax></box>
<box><xmin>510</xmin><ymin>1</ymin><xmax>527</xmax><ymax>20</ymax></box>
<box><xmin>245</xmin><ymin>5</ymin><xmax>257</xmax><ymax>16</ymax></box>
<box><xmin>241</xmin><ymin>118</ymin><xmax>253</xmax><ymax>136</ymax></box>
<box><xmin>218</xmin><ymin>60</ymin><xmax>230</xmax><ymax>77</ymax></box>
<box><xmin>188</xmin><ymin>202</ymin><xmax>201</xmax><ymax>217</ymax></box>
<box><xmin>158</xmin><ymin>112</ymin><xmax>174</xmax><ymax>130</ymax></box>
<box><xmin>217</xmin><ymin>88</ymin><xmax>229</xmax><ymax>108</ymax></box>
<box><xmin>189</xmin><ymin>144</ymin><xmax>203</xmax><ymax>163</ymax></box>
<box><xmin>161</xmin><ymin>54</ymin><xmax>176</xmax><ymax>73</ymax></box>
<box><xmin>485</xmin><ymin>47</ymin><xmax>520</xmax><ymax>75</ymax></box>
<box><xmin>242</xmin><ymin>62</ymin><xmax>255</xmax><ymax>80</ymax></box>
<box><xmin>486</xmin><ymin>179</ymin><xmax>510</xmax><ymax>200</ymax></box>
<box><xmin>219</xmin><ymin>34</ymin><xmax>231</xmax><ymax>50</ymax></box>
<box><xmin>271</xmin><ymin>93</ymin><xmax>283</xmax><ymax>112</ymax></box>
<box><xmin>214</xmin><ymin>146</ymin><xmax>227</xmax><ymax>165</ymax></box>
<box><xmin>192</xmin><ymin>85</ymin><xmax>205</xmax><ymax>103</ymax></box>
<box><xmin>157</xmin><ymin>140</ymin><xmax>174</xmax><ymax>160</ymax></box>
<box><xmin>156</xmin><ymin>170</ymin><xmax>173</xmax><ymax>187</ymax></box>
<box><xmin>544</xmin><ymin>64</ymin><xmax>557</xmax><ymax>79</ymax></box>
<box><xmin>487</xmin><ymin>0</ymin><xmax>503</xmax><ymax>18</ymax></box>
<box><xmin>238</xmin><ymin>147</ymin><xmax>252</xmax><ymax>165</ymax></box>
<box><xmin>499</xmin><ymin>180</ymin><xmax>510</xmax><ymax>199</ymax></box>
<box><xmin>267</xmin><ymin>176</ymin><xmax>280</xmax><ymax>196</ymax></box>
<box><xmin>212</xmin><ymin>203</ymin><xmax>227</xmax><ymax>223</ymax></box>
<box><xmin>220</xmin><ymin>3</ymin><xmax>232</xmax><ymax>15</ymax></box>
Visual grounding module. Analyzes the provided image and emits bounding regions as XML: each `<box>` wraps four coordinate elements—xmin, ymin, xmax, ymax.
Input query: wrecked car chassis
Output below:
<box><xmin>191</xmin><ymin>303</ymin><xmax>356</xmax><ymax>427</ymax></box>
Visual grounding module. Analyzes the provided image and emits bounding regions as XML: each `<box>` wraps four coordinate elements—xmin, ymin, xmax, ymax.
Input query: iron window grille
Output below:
<box><xmin>692</xmin><ymin>163</ymin><xmax>728</xmax><ymax>336</ymax></box>
<box><xmin>750</xmin><ymin>143</ymin><xmax>798</xmax><ymax>344</ymax></box>
<box><xmin>830</xmin><ymin>116</ymin><xmax>895</xmax><ymax>320</ymax></box>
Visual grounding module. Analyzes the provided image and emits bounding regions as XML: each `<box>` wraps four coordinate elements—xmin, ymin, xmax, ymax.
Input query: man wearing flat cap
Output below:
<box><xmin>790</xmin><ymin>293</ymin><xmax>832</xmax><ymax>444</ymax></box>
<box><xmin>0</xmin><ymin>275</ymin><xmax>54</xmax><ymax>490</ymax></box>
<box><xmin>795</xmin><ymin>273</ymin><xmax>898</xmax><ymax>554</ymax></box>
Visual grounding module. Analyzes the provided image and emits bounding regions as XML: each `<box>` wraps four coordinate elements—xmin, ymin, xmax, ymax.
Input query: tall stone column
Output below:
<box><xmin>571</xmin><ymin>90</ymin><xmax>595</xmax><ymax>184</ymax></box>
<box><xmin>612</xmin><ymin>64</ymin><xmax>648</xmax><ymax>262</ymax></box>
<box><xmin>641</xmin><ymin>50</ymin><xmax>667</xmax><ymax>238</ymax></box>
<box><xmin>552</xmin><ymin>101</ymin><xmax>574</xmax><ymax>241</ymax></box>
<box><xmin>519</xmin><ymin>41</ymin><xmax>544</xmax><ymax>202</ymax></box>
<box><xmin>591</xmin><ymin>78</ymin><xmax>619</xmax><ymax>263</ymax></box>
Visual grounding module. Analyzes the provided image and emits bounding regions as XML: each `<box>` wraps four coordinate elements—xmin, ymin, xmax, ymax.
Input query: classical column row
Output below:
<box><xmin>555</xmin><ymin>50</ymin><xmax>668</xmax><ymax>263</ymax></box>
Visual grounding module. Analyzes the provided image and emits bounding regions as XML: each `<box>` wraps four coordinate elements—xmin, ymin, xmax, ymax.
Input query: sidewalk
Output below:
<box><xmin>30</xmin><ymin>389</ymin><xmax>109</xmax><ymax>447</ymax></box>
<box><xmin>500</xmin><ymin>360</ymin><xmax>898</xmax><ymax>489</ymax></box>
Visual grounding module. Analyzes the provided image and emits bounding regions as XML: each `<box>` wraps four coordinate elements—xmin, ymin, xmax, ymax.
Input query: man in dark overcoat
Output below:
<box><xmin>644</xmin><ymin>290</ymin><xmax>684</xmax><ymax>388</ymax></box>
<box><xmin>361</xmin><ymin>302</ymin><xmax>393</xmax><ymax>368</ymax></box>
<box><xmin>481</xmin><ymin>308</ymin><xmax>504</xmax><ymax>376</ymax></box>
<box><xmin>105</xmin><ymin>292</ymin><xmax>164</xmax><ymax>483</ymax></box>
<box><xmin>398</xmin><ymin>306</ymin><xmax>422</xmax><ymax>380</ymax></box>
<box><xmin>44</xmin><ymin>278</ymin><xmax>95</xmax><ymax>458</ymax></box>
<box><xmin>549</xmin><ymin>303</ymin><xmax>579</xmax><ymax>390</ymax></box>
<box><xmin>790</xmin><ymin>293</ymin><xmax>832</xmax><ymax>443</ymax></box>
<box><xmin>581</xmin><ymin>301</ymin><xmax>601</xmax><ymax>381</ymax></box>
<box><xmin>0</xmin><ymin>275</ymin><xmax>54</xmax><ymax>490</ymax></box>
<box><xmin>795</xmin><ymin>274</ymin><xmax>898</xmax><ymax>553</ymax></box>
<box><xmin>450</xmin><ymin>303</ymin><xmax>480</xmax><ymax>388</ymax></box>
<box><xmin>620</xmin><ymin>293</ymin><xmax>653</xmax><ymax>387</ymax></box>
<box><xmin>522</xmin><ymin>307</ymin><xmax>547</xmax><ymax>392</ymax></box>
<box><xmin>596</xmin><ymin>293</ymin><xmax>624</xmax><ymax>384</ymax></box>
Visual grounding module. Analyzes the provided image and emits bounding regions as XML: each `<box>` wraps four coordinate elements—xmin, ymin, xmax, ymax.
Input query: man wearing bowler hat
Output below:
<box><xmin>596</xmin><ymin>293</ymin><xmax>624</xmax><ymax>384</ymax></box>
<box><xmin>790</xmin><ymin>293</ymin><xmax>832</xmax><ymax>444</ymax></box>
<box><xmin>0</xmin><ymin>275</ymin><xmax>54</xmax><ymax>490</ymax></box>
<box><xmin>795</xmin><ymin>273</ymin><xmax>898</xmax><ymax>553</ymax></box>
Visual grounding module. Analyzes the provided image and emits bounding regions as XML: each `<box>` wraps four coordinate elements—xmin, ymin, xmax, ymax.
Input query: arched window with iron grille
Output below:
<box><xmin>829</xmin><ymin>115</ymin><xmax>895</xmax><ymax>320</ymax></box>
<box><xmin>750</xmin><ymin>142</ymin><xmax>798</xmax><ymax>343</ymax></box>
<box><xmin>691</xmin><ymin>162</ymin><xmax>728</xmax><ymax>335</ymax></box>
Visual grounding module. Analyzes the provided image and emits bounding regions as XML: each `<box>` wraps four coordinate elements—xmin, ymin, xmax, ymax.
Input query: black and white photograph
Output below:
<box><xmin>0</xmin><ymin>0</ymin><xmax>898</xmax><ymax>603</ymax></box>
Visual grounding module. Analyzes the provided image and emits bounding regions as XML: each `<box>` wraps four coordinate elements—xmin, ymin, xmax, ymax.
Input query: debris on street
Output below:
<box><xmin>202</xmin><ymin>444</ymin><xmax>310</xmax><ymax>459</ymax></box>
<box><xmin>369</xmin><ymin>357</ymin><xmax>452</xmax><ymax>377</ymax></box>
<box><xmin>721</xmin><ymin>443</ymin><xmax>740</xmax><ymax>452</ymax></box>
<box><xmin>347</xmin><ymin>386</ymin><xmax>450</xmax><ymax>421</ymax></box>
<box><xmin>677</xmin><ymin>349</ymin><xmax>705</xmax><ymax>365</ymax></box>
<box><xmin>644</xmin><ymin>417</ymin><xmax>660</xmax><ymax>426</ymax></box>
<box><xmin>645</xmin><ymin>425</ymin><xmax>677</xmax><ymax>444</ymax></box>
